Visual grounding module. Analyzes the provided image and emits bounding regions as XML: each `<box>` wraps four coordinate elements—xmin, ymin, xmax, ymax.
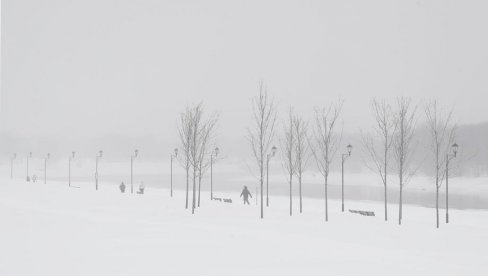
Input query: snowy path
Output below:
<box><xmin>1</xmin><ymin>179</ymin><xmax>487</xmax><ymax>276</ymax></box>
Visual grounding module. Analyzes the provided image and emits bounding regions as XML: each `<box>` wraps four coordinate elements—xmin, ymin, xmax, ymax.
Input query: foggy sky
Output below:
<box><xmin>2</xmin><ymin>0</ymin><xmax>488</xmax><ymax>146</ymax></box>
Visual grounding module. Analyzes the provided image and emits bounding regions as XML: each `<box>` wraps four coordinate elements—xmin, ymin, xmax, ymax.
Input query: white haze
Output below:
<box><xmin>1</xmin><ymin>0</ymin><xmax>488</xmax><ymax>157</ymax></box>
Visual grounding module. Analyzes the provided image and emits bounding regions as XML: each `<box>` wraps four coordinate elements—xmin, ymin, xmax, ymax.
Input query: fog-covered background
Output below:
<box><xmin>1</xmin><ymin>0</ymin><xmax>488</xmax><ymax>175</ymax></box>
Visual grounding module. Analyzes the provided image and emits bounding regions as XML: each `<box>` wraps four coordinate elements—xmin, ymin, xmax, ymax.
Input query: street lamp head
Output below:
<box><xmin>214</xmin><ymin>147</ymin><xmax>220</xmax><ymax>157</ymax></box>
<box><xmin>99</xmin><ymin>150</ymin><xmax>103</xmax><ymax>157</ymax></box>
<box><xmin>452</xmin><ymin>143</ymin><xmax>459</xmax><ymax>157</ymax></box>
<box><xmin>72</xmin><ymin>151</ymin><xmax>76</xmax><ymax>158</ymax></box>
<box><xmin>29</xmin><ymin>152</ymin><xmax>32</xmax><ymax>157</ymax></box>
<box><xmin>347</xmin><ymin>144</ymin><xmax>353</xmax><ymax>156</ymax></box>
<box><xmin>271</xmin><ymin>146</ymin><xmax>277</xmax><ymax>157</ymax></box>
<box><xmin>134</xmin><ymin>149</ymin><xmax>139</xmax><ymax>157</ymax></box>
<box><xmin>47</xmin><ymin>153</ymin><xmax>51</xmax><ymax>159</ymax></box>
<box><xmin>174</xmin><ymin>148</ymin><xmax>178</xmax><ymax>157</ymax></box>
<box><xmin>13</xmin><ymin>153</ymin><xmax>16</xmax><ymax>159</ymax></box>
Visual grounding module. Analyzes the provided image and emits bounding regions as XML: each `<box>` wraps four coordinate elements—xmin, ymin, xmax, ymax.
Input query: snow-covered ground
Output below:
<box><xmin>1</xmin><ymin>177</ymin><xmax>487</xmax><ymax>276</ymax></box>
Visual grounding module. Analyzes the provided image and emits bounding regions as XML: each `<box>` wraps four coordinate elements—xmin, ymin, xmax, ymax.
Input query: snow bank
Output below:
<box><xmin>0</xmin><ymin>178</ymin><xmax>487</xmax><ymax>276</ymax></box>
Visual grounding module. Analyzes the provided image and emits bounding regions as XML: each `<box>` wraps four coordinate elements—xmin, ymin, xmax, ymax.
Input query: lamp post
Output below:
<box><xmin>26</xmin><ymin>152</ymin><xmax>32</xmax><ymax>182</ymax></box>
<box><xmin>44</xmin><ymin>153</ymin><xmax>50</xmax><ymax>184</ymax></box>
<box><xmin>446</xmin><ymin>142</ymin><xmax>458</xmax><ymax>224</ymax></box>
<box><xmin>131</xmin><ymin>149</ymin><xmax>138</xmax><ymax>194</ymax></box>
<box><xmin>170</xmin><ymin>148</ymin><xmax>178</xmax><ymax>197</ymax></box>
<box><xmin>69</xmin><ymin>151</ymin><xmax>75</xmax><ymax>187</ymax></box>
<box><xmin>95</xmin><ymin>150</ymin><xmax>103</xmax><ymax>190</ymax></box>
<box><xmin>266</xmin><ymin>146</ymin><xmax>277</xmax><ymax>207</ymax></box>
<box><xmin>10</xmin><ymin>153</ymin><xmax>16</xmax><ymax>179</ymax></box>
<box><xmin>341</xmin><ymin>144</ymin><xmax>353</xmax><ymax>212</ymax></box>
<box><xmin>210</xmin><ymin>147</ymin><xmax>219</xmax><ymax>200</ymax></box>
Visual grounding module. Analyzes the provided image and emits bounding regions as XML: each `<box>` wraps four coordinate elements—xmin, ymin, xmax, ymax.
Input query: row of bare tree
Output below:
<box><xmin>247</xmin><ymin>84</ymin><xmax>344</xmax><ymax>221</ymax></box>
<box><xmin>247</xmin><ymin>83</ymin><xmax>456</xmax><ymax>228</ymax></box>
<box><xmin>362</xmin><ymin>98</ymin><xmax>456</xmax><ymax>228</ymax></box>
<box><xmin>176</xmin><ymin>83</ymin><xmax>457</xmax><ymax>228</ymax></box>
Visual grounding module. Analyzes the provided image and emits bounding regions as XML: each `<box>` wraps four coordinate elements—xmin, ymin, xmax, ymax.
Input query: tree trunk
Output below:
<box><xmin>197</xmin><ymin>160</ymin><xmax>203</xmax><ymax>207</ymax></box>
<box><xmin>185</xmin><ymin>158</ymin><xmax>189</xmax><ymax>209</ymax></box>
<box><xmin>192</xmin><ymin>167</ymin><xmax>196</xmax><ymax>214</ymax></box>
<box><xmin>198</xmin><ymin>168</ymin><xmax>202</xmax><ymax>207</ymax></box>
<box><xmin>399</xmin><ymin>186</ymin><xmax>402</xmax><ymax>225</ymax></box>
<box><xmin>260</xmin><ymin>157</ymin><xmax>264</xmax><ymax>219</ymax></box>
<box><xmin>289</xmin><ymin>173</ymin><xmax>292</xmax><ymax>216</ymax></box>
<box><xmin>210</xmin><ymin>159</ymin><xmax>213</xmax><ymax>200</ymax></box>
<box><xmin>399</xmin><ymin>148</ymin><xmax>403</xmax><ymax>225</ymax></box>
<box><xmin>325</xmin><ymin>175</ymin><xmax>328</xmax><ymax>222</ymax></box>
<box><xmin>446</xmin><ymin>159</ymin><xmax>449</xmax><ymax>224</ymax></box>
<box><xmin>436</xmin><ymin>185</ymin><xmax>439</xmax><ymax>228</ymax></box>
<box><xmin>384</xmin><ymin>183</ymin><xmax>388</xmax><ymax>221</ymax></box>
<box><xmin>384</xmin><ymin>144</ymin><xmax>388</xmax><ymax>221</ymax></box>
<box><xmin>192</xmin><ymin>126</ymin><xmax>197</xmax><ymax>214</ymax></box>
<box><xmin>299</xmin><ymin>174</ymin><xmax>303</xmax><ymax>213</ymax></box>
<box><xmin>266</xmin><ymin>158</ymin><xmax>269</xmax><ymax>207</ymax></box>
<box><xmin>436</xmin><ymin>156</ymin><xmax>440</xmax><ymax>228</ymax></box>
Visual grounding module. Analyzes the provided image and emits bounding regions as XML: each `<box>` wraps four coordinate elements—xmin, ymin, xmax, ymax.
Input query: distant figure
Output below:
<box><xmin>137</xmin><ymin>182</ymin><xmax>145</xmax><ymax>194</ymax></box>
<box><xmin>26</xmin><ymin>176</ymin><xmax>31</xmax><ymax>182</ymax></box>
<box><xmin>32</xmin><ymin>175</ymin><xmax>37</xmax><ymax>183</ymax></box>
<box><xmin>119</xmin><ymin>182</ymin><xmax>126</xmax><ymax>193</ymax></box>
<box><xmin>240</xmin><ymin>186</ymin><xmax>252</xmax><ymax>205</ymax></box>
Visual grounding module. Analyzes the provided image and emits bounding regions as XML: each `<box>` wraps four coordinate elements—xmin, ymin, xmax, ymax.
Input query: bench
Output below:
<box><xmin>348</xmin><ymin>209</ymin><xmax>375</xmax><ymax>216</ymax></box>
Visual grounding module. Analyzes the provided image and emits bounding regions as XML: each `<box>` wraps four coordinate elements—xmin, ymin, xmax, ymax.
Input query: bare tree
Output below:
<box><xmin>189</xmin><ymin>105</ymin><xmax>202</xmax><ymax>214</ymax></box>
<box><xmin>185</xmin><ymin>103</ymin><xmax>219</xmax><ymax>214</ymax></box>
<box><xmin>247</xmin><ymin>82</ymin><xmax>277</xmax><ymax>219</ymax></box>
<box><xmin>177</xmin><ymin>106</ymin><xmax>193</xmax><ymax>209</ymax></box>
<box><xmin>393</xmin><ymin>97</ymin><xmax>418</xmax><ymax>225</ymax></box>
<box><xmin>179</xmin><ymin>103</ymin><xmax>219</xmax><ymax>214</ymax></box>
<box><xmin>309</xmin><ymin>102</ymin><xmax>343</xmax><ymax>221</ymax></box>
<box><xmin>196</xmin><ymin>113</ymin><xmax>219</xmax><ymax>207</ymax></box>
<box><xmin>425</xmin><ymin>100</ymin><xmax>456</xmax><ymax>228</ymax></box>
<box><xmin>362</xmin><ymin>98</ymin><xmax>396</xmax><ymax>221</ymax></box>
<box><xmin>293</xmin><ymin>114</ymin><xmax>311</xmax><ymax>214</ymax></box>
<box><xmin>280</xmin><ymin>108</ymin><xmax>296</xmax><ymax>216</ymax></box>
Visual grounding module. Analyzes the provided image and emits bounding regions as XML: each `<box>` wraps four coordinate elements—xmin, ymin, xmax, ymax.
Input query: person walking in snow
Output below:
<box><xmin>240</xmin><ymin>186</ymin><xmax>252</xmax><ymax>205</ymax></box>
<box><xmin>119</xmin><ymin>182</ymin><xmax>126</xmax><ymax>193</ymax></box>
